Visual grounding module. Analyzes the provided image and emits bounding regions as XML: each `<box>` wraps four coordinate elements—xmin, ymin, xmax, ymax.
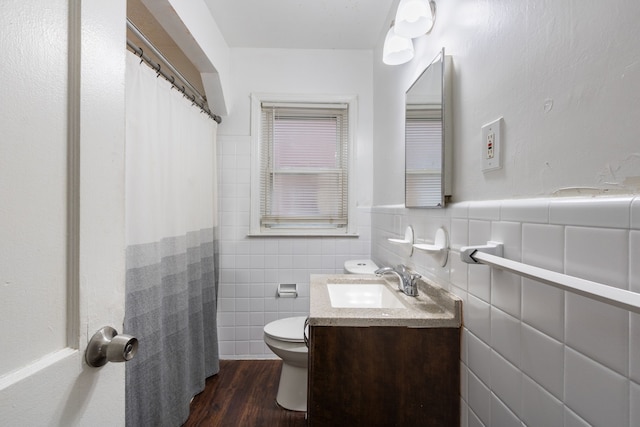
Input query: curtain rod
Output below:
<box><xmin>126</xmin><ymin>19</ymin><xmax>222</xmax><ymax>124</ymax></box>
<box><xmin>460</xmin><ymin>241</ymin><xmax>640</xmax><ymax>314</ymax></box>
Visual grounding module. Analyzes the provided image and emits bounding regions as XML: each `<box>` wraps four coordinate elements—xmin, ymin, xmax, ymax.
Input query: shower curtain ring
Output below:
<box><xmin>155</xmin><ymin>62</ymin><xmax>161</xmax><ymax>76</ymax></box>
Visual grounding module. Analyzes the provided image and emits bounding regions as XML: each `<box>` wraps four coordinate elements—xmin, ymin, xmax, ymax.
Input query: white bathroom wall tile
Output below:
<box><xmin>249</xmin><ymin>283</ymin><xmax>264</xmax><ymax>298</ymax></box>
<box><xmin>217</xmin><ymin>311</ymin><xmax>235</xmax><ymax>327</ymax></box>
<box><xmin>249</xmin><ymin>312</ymin><xmax>264</xmax><ymax>327</ymax></box>
<box><xmin>491</xmin><ymin>270</ymin><xmax>521</xmax><ymax>319</ymax></box>
<box><xmin>449</xmin><ymin>201</ymin><xmax>470</xmax><ymax>219</ymax></box>
<box><xmin>490</xmin><ymin>393</ymin><xmax>520</xmax><ymax>427</ymax></box>
<box><xmin>461</xmin><ymin>362</ymin><xmax>469</xmax><ymax>401</ymax></box>
<box><xmin>461</xmin><ymin>328</ymin><xmax>469</xmax><ymax>365</ymax></box>
<box><xmin>217</xmin><ymin>298</ymin><xmax>236</xmax><ymax>312</ymax></box>
<box><xmin>466</xmin><ymin>295</ymin><xmax>492</xmax><ymax>344</ymax></box>
<box><xmin>565</xmin><ymin>292</ymin><xmax>629</xmax><ymax>375</ymax></box>
<box><xmin>468</xmin><ymin>264</ymin><xmax>491</xmax><ymax>303</ymax></box>
<box><xmin>218</xmin><ymin>341</ymin><xmax>235</xmax><ymax>358</ymax></box>
<box><xmin>521</xmin><ymin>374</ymin><xmax>564</xmax><ymax>427</ymax></box>
<box><xmin>249</xmin><ymin>340</ymin><xmax>266</xmax><ymax>355</ymax></box>
<box><xmin>234</xmin><ymin>341</ymin><xmax>250</xmax><ymax>356</ymax></box>
<box><xmin>468</xmin><ymin>371</ymin><xmax>491</xmax><ymax>427</ymax></box>
<box><xmin>235</xmin><ymin>284</ymin><xmax>249</xmax><ymax>298</ymax></box>
<box><xmin>264</xmin><ymin>296</ymin><xmax>278</xmax><ymax>312</ymax></box>
<box><xmin>565</xmin><ymin>226</ymin><xmax>629</xmax><ymax>289</ymax></box>
<box><xmin>235</xmin><ymin>326</ymin><xmax>249</xmax><ymax>341</ymax></box>
<box><xmin>249</xmin><ymin>255</ymin><xmax>264</xmax><ymax>269</ymax></box>
<box><xmin>249</xmin><ymin>298</ymin><xmax>264</xmax><ymax>312</ymax></box>
<box><xmin>276</xmin><ymin>297</ymin><xmax>294</xmax><ymax>313</ymax></box>
<box><xmin>520</xmin><ymin>323</ymin><xmax>564</xmax><ymax>399</ymax></box>
<box><xmin>500</xmin><ymin>198</ymin><xmax>550</xmax><ymax>224</ymax></box>
<box><xmin>235</xmin><ymin>311</ymin><xmax>250</xmax><ymax>325</ymax></box>
<box><xmin>631</xmin><ymin>381</ymin><xmax>640</xmax><ymax>427</ymax></box>
<box><xmin>564</xmin><ymin>347</ymin><xmax>629</xmax><ymax>427</ymax></box>
<box><xmin>237</xmin><ymin>197</ymin><xmax>251</xmax><ymax>213</ymax></box>
<box><xmin>218</xmin><ymin>283</ymin><xmax>235</xmax><ymax>298</ymax></box>
<box><xmin>631</xmin><ymin>231</ymin><xmax>640</xmax><ymax>294</ymax></box>
<box><xmin>467</xmin><ymin>408</ymin><xmax>484</xmax><ymax>427</ymax></box>
<box><xmin>632</xmin><ymin>313</ymin><xmax>640</xmax><ymax>385</ymax></box>
<box><xmin>468</xmin><ymin>331</ymin><xmax>492</xmax><ymax>385</ymax></box>
<box><xmin>219</xmin><ymin>268</ymin><xmax>236</xmax><ymax>284</ymax></box>
<box><xmin>264</xmin><ymin>270</ymin><xmax>279</xmax><ymax>286</ymax></box>
<box><xmin>450</xmin><ymin>218</ymin><xmax>469</xmax><ymax>250</ymax></box>
<box><xmin>549</xmin><ymin>197</ymin><xmax>632</xmax><ymax>228</ymax></box>
<box><xmin>217</xmin><ymin>326</ymin><xmax>235</xmax><ymax>341</ymax></box>
<box><xmin>522</xmin><ymin>223</ymin><xmax>564</xmax><ymax>270</ymax></box>
<box><xmin>460</xmin><ymin>399</ymin><xmax>469</xmax><ymax>427</ymax></box>
<box><xmin>632</xmin><ymin>198</ymin><xmax>640</xmax><ymax>230</ymax></box>
<box><xmin>522</xmin><ymin>279</ymin><xmax>565</xmax><ymax>341</ymax></box>
<box><xmin>467</xmin><ymin>220</ymin><xmax>492</xmax><ymax>301</ymax></box>
<box><xmin>521</xmin><ymin>223</ymin><xmax>565</xmax><ymax>340</ymax></box>
<box><xmin>490</xmin><ymin>351</ymin><xmax>522</xmax><ymax>418</ymax></box>
<box><xmin>277</xmin><ymin>254</ymin><xmax>294</xmax><ymax>270</ymax></box>
<box><xmin>468</xmin><ymin>201</ymin><xmax>501</xmax><ymax>221</ymax></box>
<box><xmin>491</xmin><ymin>307</ymin><xmax>521</xmax><ymax>367</ymax></box>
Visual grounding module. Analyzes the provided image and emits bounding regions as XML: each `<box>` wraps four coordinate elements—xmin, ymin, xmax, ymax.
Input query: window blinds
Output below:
<box><xmin>405</xmin><ymin>108</ymin><xmax>443</xmax><ymax>207</ymax></box>
<box><xmin>260</xmin><ymin>103</ymin><xmax>349</xmax><ymax>229</ymax></box>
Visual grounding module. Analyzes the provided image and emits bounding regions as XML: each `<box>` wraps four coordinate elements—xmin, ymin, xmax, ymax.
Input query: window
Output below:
<box><xmin>250</xmin><ymin>94</ymin><xmax>357</xmax><ymax>236</ymax></box>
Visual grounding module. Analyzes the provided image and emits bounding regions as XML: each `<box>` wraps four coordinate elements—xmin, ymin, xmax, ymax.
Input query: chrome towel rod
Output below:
<box><xmin>460</xmin><ymin>242</ymin><xmax>640</xmax><ymax>314</ymax></box>
<box><xmin>126</xmin><ymin>18</ymin><xmax>222</xmax><ymax>124</ymax></box>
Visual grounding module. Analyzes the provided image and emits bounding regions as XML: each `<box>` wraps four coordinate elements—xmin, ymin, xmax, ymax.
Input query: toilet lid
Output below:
<box><xmin>264</xmin><ymin>316</ymin><xmax>307</xmax><ymax>343</ymax></box>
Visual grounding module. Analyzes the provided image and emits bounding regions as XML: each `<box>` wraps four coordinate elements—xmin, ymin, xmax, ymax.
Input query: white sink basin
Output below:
<box><xmin>327</xmin><ymin>284</ymin><xmax>406</xmax><ymax>309</ymax></box>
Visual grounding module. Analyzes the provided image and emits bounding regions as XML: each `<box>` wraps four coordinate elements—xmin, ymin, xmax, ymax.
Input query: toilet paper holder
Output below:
<box><xmin>277</xmin><ymin>283</ymin><xmax>298</xmax><ymax>298</ymax></box>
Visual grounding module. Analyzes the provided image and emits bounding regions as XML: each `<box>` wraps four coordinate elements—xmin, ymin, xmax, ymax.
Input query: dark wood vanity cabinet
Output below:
<box><xmin>307</xmin><ymin>325</ymin><xmax>460</xmax><ymax>427</ymax></box>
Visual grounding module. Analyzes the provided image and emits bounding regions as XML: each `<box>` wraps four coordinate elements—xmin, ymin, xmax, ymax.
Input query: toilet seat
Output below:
<box><xmin>264</xmin><ymin>316</ymin><xmax>307</xmax><ymax>343</ymax></box>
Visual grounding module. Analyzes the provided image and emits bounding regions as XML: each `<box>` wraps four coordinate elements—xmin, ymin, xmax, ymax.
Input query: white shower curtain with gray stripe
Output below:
<box><xmin>124</xmin><ymin>52</ymin><xmax>219</xmax><ymax>427</ymax></box>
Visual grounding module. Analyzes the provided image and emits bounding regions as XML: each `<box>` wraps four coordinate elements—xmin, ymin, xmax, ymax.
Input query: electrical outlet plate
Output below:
<box><xmin>481</xmin><ymin>117</ymin><xmax>503</xmax><ymax>172</ymax></box>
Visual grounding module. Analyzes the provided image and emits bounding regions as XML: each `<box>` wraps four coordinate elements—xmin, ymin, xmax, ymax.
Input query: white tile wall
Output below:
<box><xmin>218</xmin><ymin>143</ymin><xmax>640</xmax><ymax>425</ymax></box>
<box><xmin>371</xmin><ymin>196</ymin><xmax>640</xmax><ymax>426</ymax></box>
<box><xmin>216</xmin><ymin>135</ymin><xmax>373</xmax><ymax>359</ymax></box>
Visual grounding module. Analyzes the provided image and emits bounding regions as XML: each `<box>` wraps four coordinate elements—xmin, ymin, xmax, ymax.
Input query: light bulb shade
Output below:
<box><xmin>382</xmin><ymin>26</ymin><xmax>415</xmax><ymax>65</ymax></box>
<box><xmin>394</xmin><ymin>0</ymin><xmax>434</xmax><ymax>38</ymax></box>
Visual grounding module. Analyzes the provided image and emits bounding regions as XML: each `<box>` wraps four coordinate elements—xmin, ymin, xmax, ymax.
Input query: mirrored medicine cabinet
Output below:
<box><xmin>405</xmin><ymin>48</ymin><xmax>452</xmax><ymax>208</ymax></box>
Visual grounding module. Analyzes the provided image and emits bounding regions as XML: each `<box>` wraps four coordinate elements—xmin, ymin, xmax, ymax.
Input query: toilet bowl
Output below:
<box><xmin>264</xmin><ymin>316</ymin><xmax>308</xmax><ymax>411</ymax></box>
<box><xmin>263</xmin><ymin>260</ymin><xmax>378</xmax><ymax>412</ymax></box>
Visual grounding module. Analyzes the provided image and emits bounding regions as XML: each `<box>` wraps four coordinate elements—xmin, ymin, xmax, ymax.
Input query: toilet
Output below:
<box><xmin>263</xmin><ymin>316</ymin><xmax>308</xmax><ymax>411</ymax></box>
<box><xmin>343</xmin><ymin>259</ymin><xmax>379</xmax><ymax>275</ymax></box>
<box><xmin>263</xmin><ymin>259</ymin><xmax>379</xmax><ymax>412</ymax></box>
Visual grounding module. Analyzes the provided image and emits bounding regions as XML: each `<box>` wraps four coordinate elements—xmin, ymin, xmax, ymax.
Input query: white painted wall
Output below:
<box><xmin>220</xmin><ymin>47</ymin><xmax>374</xmax><ymax>207</ymax></box>
<box><xmin>215</xmin><ymin>48</ymin><xmax>376</xmax><ymax>358</ymax></box>
<box><xmin>373</xmin><ymin>0</ymin><xmax>640</xmax><ymax>204</ymax></box>
<box><xmin>371</xmin><ymin>1</ymin><xmax>640</xmax><ymax>425</ymax></box>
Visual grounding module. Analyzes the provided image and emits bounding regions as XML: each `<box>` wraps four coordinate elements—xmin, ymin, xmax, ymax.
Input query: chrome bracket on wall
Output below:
<box><xmin>460</xmin><ymin>241</ymin><xmax>504</xmax><ymax>264</ymax></box>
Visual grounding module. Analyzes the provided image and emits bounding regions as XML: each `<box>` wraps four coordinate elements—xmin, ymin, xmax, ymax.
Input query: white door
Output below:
<box><xmin>0</xmin><ymin>1</ymin><xmax>128</xmax><ymax>425</ymax></box>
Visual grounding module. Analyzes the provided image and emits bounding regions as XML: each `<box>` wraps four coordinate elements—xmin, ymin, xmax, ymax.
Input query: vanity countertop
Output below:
<box><xmin>308</xmin><ymin>274</ymin><xmax>462</xmax><ymax>328</ymax></box>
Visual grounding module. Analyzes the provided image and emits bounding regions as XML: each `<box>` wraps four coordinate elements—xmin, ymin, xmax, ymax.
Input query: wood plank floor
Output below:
<box><xmin>183</xmin><ymin>360</ymin><xmax>307</xmax><ymax>427</ymax></box>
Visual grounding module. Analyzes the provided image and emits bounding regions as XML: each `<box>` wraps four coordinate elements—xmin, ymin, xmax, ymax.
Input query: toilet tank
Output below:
<box><xmin>343</xmin><ymin>259</ymin><xmax>379</xmax><ymax>275</ymax></box>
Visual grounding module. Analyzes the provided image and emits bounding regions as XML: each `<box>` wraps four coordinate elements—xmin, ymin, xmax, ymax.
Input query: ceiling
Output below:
<box><xmin>202</xmin><ymin>0</ymin><xmax>396</xmax><ymax>49</ymax></box>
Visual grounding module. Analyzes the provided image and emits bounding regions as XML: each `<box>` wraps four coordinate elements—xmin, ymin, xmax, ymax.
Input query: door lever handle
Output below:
<box><xmin>85</xmin><ymin>326</ymin><xmax>138</xmax><ymax>367</ymax></box>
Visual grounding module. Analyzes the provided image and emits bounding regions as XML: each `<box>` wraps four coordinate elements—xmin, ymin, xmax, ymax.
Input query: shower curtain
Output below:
<box><xmin>123</xmin><ymin>52</ymin><xmax>219</xmax><ymax>427</ymax></box>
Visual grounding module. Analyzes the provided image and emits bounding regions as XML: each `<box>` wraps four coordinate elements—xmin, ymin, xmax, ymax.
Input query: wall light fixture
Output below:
<box><xmin>383</xmin><ymin>0</ymin><xmax>436</xmax><ymax>65</ymax></box>
<box><xmin>382</xmin><ymin>22</ymin><xmax>415</xmax><ymax>65</ymax></box>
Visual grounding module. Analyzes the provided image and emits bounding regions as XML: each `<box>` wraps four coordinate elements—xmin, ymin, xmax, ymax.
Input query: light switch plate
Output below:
<box><xmin>481</xmin><ymin>117</ymin><xmax>503</xmax><ymax>172</ymax></box>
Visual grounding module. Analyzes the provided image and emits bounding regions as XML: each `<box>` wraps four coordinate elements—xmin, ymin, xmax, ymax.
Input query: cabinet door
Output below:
<box><xmin>308</xmin><ymin>326</ymin><xmax>460</xmax><ymax>427</ymax></box>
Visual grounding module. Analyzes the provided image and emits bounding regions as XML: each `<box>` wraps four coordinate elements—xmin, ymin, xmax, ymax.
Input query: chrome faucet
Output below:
<box><xmin>374</xmin><ymin>264</ymin><xmax>421</xmax><ymax>297</ymax></box>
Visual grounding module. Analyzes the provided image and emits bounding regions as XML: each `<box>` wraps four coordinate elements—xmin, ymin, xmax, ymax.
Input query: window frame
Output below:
<box><xmin>249</xmin><ymin>93</ymin><xmax>358</xmax><ymax>237</ymax></box>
